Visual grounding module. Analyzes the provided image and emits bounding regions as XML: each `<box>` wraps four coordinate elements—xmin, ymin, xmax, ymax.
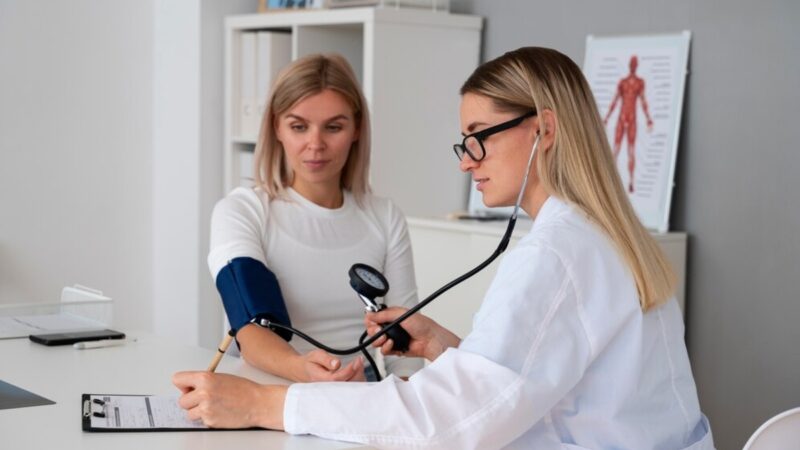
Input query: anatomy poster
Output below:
<box><xmin>584</xmin><ymin>31</ymin><xmax>690</xmax><ymax>232</ymax></box>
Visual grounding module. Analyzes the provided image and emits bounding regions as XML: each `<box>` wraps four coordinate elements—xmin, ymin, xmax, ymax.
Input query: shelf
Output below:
<box><xmin>225</xmin><ymin>8</ymin><xmax>481</xmax><ymax>31</ymax></box>
<box><xmin>231</xmin><ymin>136</ymin><xmax>258</xmax><ymax>144</ymax></box>
<box><xmin>224</xmin><ymin>9</ymin><xmax>483</xmax><ymax>216</ymax></box>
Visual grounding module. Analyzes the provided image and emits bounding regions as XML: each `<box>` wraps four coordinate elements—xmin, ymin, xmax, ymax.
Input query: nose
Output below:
<box><xmin>307</xmin><ymin>127</ymin><xmax>325</xmax><ymax>150</ymax></box>
<box><xmin>459</xmin><ymin>154</ymin><xmax>479</xmax><ymax>173</ymax></box>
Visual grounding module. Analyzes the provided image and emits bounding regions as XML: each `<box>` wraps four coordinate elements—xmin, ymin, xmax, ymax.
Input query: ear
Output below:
<box><xmin>538</xmin><ymin>109</ymin><xmax>557</xmax><ymax>152</ymax></box>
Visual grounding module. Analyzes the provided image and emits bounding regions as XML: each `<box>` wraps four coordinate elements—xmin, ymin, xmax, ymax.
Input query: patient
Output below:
<box><xmin>207</xmin><ymin>53</ymin><xmax>422</xmax><ymax>382</ymax></box>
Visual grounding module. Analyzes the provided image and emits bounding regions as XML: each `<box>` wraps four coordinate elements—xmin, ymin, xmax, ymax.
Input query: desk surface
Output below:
<box><xmin>0</xmin><ymin>333</ymin><xmax>367</xmax><ymax>450</ymax></box>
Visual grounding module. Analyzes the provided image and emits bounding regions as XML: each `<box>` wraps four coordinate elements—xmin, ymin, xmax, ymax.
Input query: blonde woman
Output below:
<box><xmin>206</xmin><ymin>53</ymin><xmax>422</xmax><ymax>383</ymax></box>
<box><xmin>175</xmin><ymin>47</ymin><xmax>714</xmax><ymax>450</ymax></box>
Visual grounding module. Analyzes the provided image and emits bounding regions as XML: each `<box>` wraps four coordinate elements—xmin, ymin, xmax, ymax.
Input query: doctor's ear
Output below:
<box><xmin>537</xmin><ymin>109</ymin><xmax>557</xmax><ymax>151</ymax></box>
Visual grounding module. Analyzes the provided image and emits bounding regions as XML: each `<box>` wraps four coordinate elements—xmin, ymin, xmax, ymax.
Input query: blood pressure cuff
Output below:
<box><xmin>215</xmin><ymin>257</ymin><xmax>292</xmax><ymax>341</ymax></box>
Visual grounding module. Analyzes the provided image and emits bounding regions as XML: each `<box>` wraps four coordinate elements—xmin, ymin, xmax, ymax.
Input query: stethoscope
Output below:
<box><xmin>254</xmin><ymin>134</ymin><xmax>541</xmax><ymax>381</ymax></box>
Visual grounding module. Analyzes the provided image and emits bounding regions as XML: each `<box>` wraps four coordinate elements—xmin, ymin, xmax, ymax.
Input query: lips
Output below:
<box><xmin>474</xmin><ymin>177</ymin><xmax>488</xmax><ymax>191</ymax></box>
<box><xmin>304</xmin><ymin>159</ymin><xmax>330</xmax><ymax>170</ymax></box>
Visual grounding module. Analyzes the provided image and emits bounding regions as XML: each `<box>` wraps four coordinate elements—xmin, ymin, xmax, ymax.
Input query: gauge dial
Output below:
<box><xmin>355</xmin><ymin>266</ymin><xmax>386</xmax><ymax>290</ymax></box>
<box><xmin>349</xmin><ymin>263</ymin><xmax>389</xmax><ymax>299</ymax></box>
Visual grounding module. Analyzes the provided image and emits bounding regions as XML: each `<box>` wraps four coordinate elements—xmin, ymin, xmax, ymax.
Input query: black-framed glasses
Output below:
<box><xmin>453</xmin><ymin>110</ymin><xmax>537</xmax><ymax>162</ymax></box>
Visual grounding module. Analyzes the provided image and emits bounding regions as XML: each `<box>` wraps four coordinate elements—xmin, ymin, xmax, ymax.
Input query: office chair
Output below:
<box><xmin>742</xmin><ymin>406</ymin><xmax>800</xmax><ymax>450</ymax></box>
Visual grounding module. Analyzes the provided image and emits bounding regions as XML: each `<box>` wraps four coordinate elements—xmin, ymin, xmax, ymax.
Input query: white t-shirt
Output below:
<box><xmin>208</xmin><ymin>187</ymin><xmax>423</xmax><ymax>377</ymax></box>
<box><xmin>283</xmin><ymin>196</ymin><xmax>714</xmax><ymax>450</ymax></box>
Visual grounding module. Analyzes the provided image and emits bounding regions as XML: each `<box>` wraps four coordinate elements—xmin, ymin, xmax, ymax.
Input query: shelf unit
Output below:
<box><xmin>224</xmin><ymin>8</ymin><xmax>483</xmax><ymax>216</ymax></box>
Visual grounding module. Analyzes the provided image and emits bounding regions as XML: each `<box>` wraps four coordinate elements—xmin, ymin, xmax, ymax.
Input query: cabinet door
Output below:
<box><xmin>409</xmin><ymin>227</ymin><xmax>520</xmax><ymax>338</ymax></box>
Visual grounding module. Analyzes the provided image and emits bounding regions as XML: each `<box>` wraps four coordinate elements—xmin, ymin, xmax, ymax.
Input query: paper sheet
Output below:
<box><xmin>88</xmin><ymin>395</ymin><xmax>206</xmax><ymax>430</ymax></box>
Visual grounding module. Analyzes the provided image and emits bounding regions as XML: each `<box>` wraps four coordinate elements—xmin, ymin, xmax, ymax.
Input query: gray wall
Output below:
<box><xmin>451</xmin><ymin>1</ymin><xmax>800</xmax><ymax>449</ymax></box>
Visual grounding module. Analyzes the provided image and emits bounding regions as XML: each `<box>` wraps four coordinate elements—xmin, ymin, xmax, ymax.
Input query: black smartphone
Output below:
<box><xmin>29</xmin><ymin>329</ymin><xmax>126</xmax><ymax>346</ymax></box>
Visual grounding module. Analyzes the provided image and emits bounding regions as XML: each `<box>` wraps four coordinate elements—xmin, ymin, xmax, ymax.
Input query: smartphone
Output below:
<box><xmin>29</xmin><ymin>329</ymin><xmax>126</xmax><ymax>346</ymax></box>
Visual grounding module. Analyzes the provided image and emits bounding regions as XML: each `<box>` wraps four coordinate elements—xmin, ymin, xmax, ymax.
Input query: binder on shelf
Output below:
<box><xmin>256</xmin><ymin>31</ymin><xmax>291</xmax><ymax>130</ymax></box>
<box><xmin>238</xmin><ymin>32</ymin><xmax>258</xmax><ymax>138</ymax></box>
<box><xmin>238</xmin><ymin>31</ymin><xmax>291</xmax><ymax>140</ymax></box>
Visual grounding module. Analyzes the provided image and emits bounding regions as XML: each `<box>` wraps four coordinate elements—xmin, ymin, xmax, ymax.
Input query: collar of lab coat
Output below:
<box><xmin>531</xmin><ymin>195</ymin><xmax>571</xmax><ymax>232</ymax></box>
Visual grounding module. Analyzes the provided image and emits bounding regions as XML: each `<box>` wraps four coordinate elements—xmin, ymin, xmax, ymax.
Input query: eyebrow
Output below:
<box><xmin>284</xmin><ymin>113</ymin><xmax>351</xmax><ymax>122</ymax></box>
<box><xmin>462</xmin><ymin>121</ymin><xmax>488</xmax><ymax>136</ymax></box>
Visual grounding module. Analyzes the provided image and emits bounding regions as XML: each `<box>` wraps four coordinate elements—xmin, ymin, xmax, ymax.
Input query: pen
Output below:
<box><xmin>207</xmin><ymin>329</ymin><xmax>236</xmax><ymax>372</ymax></box>
<box><xmin>73</xmin><ymin>338</ymin><xmax>136</xmax><ymax>350</ymax></box>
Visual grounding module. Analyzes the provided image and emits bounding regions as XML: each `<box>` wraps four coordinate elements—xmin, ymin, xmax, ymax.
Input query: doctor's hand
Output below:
<box><xmin>172</xmin><ymin>371</ymin><xmax>287</xmax><ymax>430</ymax></box>
<box><xmin>365</xmin><ymin>307</ymin><xmax>461</xmax><ymax>362</ymax></box>
<box><xmin>297</xmin><ymin>349</ymin><xmax>365</xmax><ymax>382</ymax></box>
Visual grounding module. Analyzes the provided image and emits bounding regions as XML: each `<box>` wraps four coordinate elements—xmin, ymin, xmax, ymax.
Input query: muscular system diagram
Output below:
<box><xmin>604</xmin><ymin>55</ymin><xmax>653</xmax><ymax>193</ymax></box>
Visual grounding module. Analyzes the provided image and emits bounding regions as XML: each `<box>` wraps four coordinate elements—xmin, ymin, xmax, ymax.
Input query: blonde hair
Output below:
<box><xmin>254</xmin><ymin>53</ymin><xmax>371</xmax><ymax>204</ymax></box>
<box><xmin>461</xmin><ymin>47</ymin><xmax>675</xmax><ymax>311</ymax></box>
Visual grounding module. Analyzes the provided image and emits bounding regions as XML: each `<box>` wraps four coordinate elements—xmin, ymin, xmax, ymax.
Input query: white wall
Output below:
<box><xmin>198</xmin><ymin>0</ymin><xmax>257</xmax><ymax>349</ymax></box>
<box><xmin>151</xmin><ymin>0</ymin><xmax>254</xmax><ymax>348</ymax></box>
<box><xmin>152</xmin><ymin>0</ymin><xmax>202</xmax><ymax>345</ymax></box>
<box><xmin>0</xmin><ymin>1</ymin><xmax>155</xmax><ymax>330</ymax></box>
<box><xmin>0</xmin><ymin>0</ymin><xmax>253</xmax><ymax>347</ymax></box>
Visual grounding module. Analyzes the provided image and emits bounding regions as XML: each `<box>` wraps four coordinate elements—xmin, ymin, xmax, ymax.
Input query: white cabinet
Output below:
<box><xmin>224</xmin><ymin>8</ymin><xmax>483</xmax><ymax>216</ymax></box>
<box><xmin>407</xmin><ymin>217</ymin><xmax>688</xmax><ymax>338</ymax></box>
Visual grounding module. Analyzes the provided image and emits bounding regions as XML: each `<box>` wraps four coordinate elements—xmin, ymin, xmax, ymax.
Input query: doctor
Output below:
<box><xmin>173</xmin><ymin>47</ymin><xmax>715</xmax><ymax>450</ymax></box>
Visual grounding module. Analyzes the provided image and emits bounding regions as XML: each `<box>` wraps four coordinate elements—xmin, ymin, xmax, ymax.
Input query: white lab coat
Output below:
<box><xmin>284</xmin><ymin>196</ymin><xmax>715</xmax><ymax>450</ymax></box>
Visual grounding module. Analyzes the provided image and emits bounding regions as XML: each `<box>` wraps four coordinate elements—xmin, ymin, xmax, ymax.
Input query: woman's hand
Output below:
<box><xmin>365</xmin><ymin>307</ymin><xmax>461</xmax><ymax>361</ymax></box>
<box><xmin>172</xmin><ymin>371</ymin><xmax>287</xmax><ymax>430</ymax></box>
<box><xmin>297</xmin><ymin>349</ymin><xmax>365</xmax><ymax>382</ymax></box>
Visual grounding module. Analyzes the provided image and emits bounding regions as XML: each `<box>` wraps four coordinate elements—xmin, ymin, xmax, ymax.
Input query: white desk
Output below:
<box><xmin>0</xmin><ymin>333</ymin><xmax>368</xmax><ymax>450</ymax></box>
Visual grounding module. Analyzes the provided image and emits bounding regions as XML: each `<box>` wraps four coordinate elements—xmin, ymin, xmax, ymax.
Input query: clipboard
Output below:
<box><xmin>82</xmin><ymin>394</ymin><xmax>259</xmax><ymax>432</ymax></box>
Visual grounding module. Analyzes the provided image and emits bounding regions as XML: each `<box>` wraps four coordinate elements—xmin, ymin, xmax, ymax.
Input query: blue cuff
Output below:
<box><xmin>215</xmin><ymin>257</ymin><xmax>293</xmax><ymax>341</ymax></box>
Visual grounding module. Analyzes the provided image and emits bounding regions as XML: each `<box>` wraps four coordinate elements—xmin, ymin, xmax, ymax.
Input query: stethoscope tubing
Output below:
<box><xmin>265</xmin><ymin>221</ymin><xmax>514</xmax><ymax>356</ymax></box>
<box><xmin>264</xmin><ymin>134</ymin><xmax>541</xmax><ymax>358</ymax></box>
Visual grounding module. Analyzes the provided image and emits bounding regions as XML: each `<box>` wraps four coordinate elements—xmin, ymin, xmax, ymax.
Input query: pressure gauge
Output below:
<box><xmin>348</xmin><ymin>263</ymin><xmax>411</xmax><ymax>352</ymax></box>
<box><xmin>349</xmin><ymin>263</ymin><xmax>389</xmax><ymax>311</ymax></box>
